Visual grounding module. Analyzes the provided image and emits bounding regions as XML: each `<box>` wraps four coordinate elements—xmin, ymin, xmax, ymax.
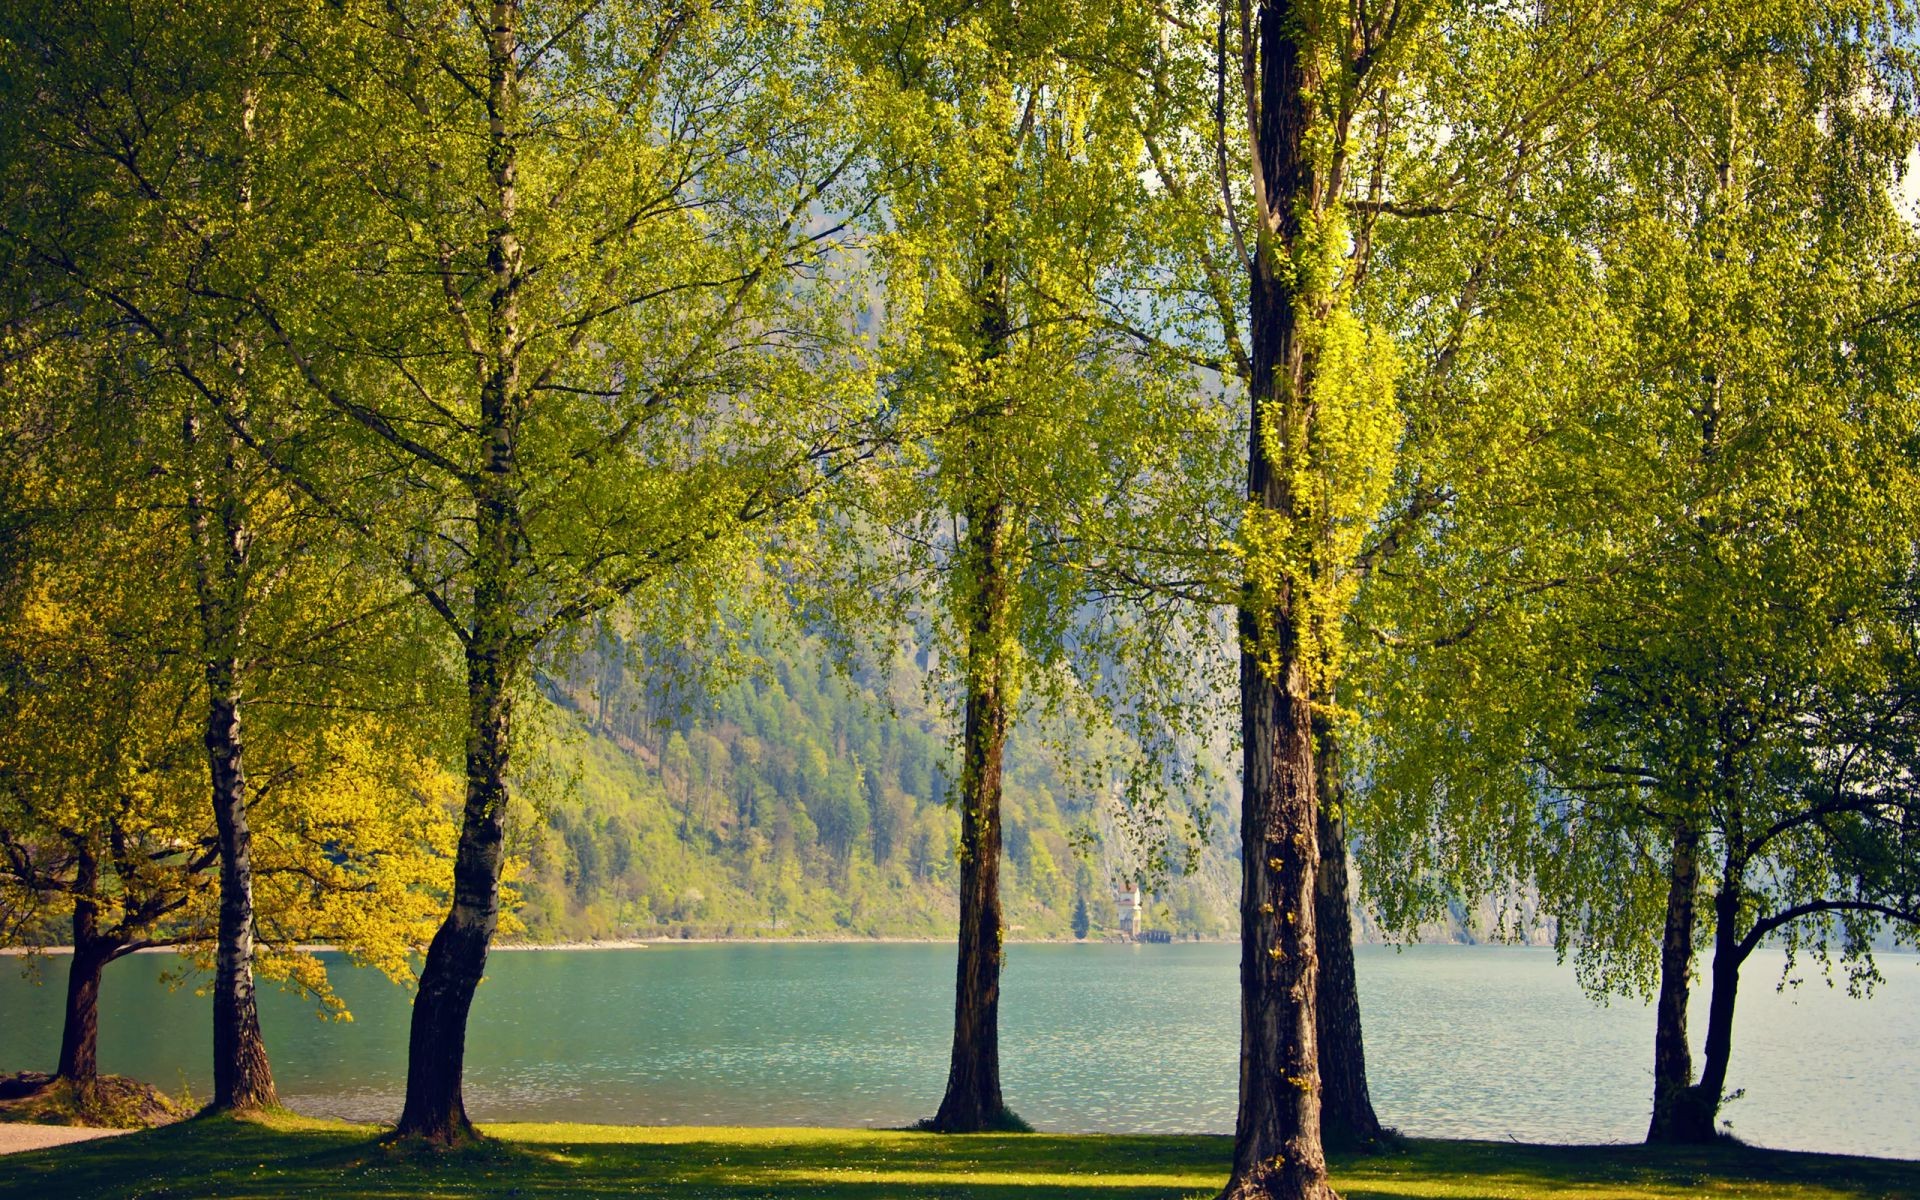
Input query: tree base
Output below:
<box><xmin>1321</xmin><ymin>1120</ymin><xmax>1403</xmax><ymax>1156</ymax></box>
<box><xmin>0</xmin><ymin>1072</ymin><xmax>184</xmax><ymax>1129</ymax></box>
<box><xmin>914</xmin><ymin>1106</ymin><xmax>1032</xmax><ymax>1134</ymax></box>
<box><xmin>1217</xmin><ymin>1157</ymin><xmax>1341</xmax><ymax>1200</ymax></box>
<box><xmin>1646</xmin><ymin>1087</ymin><xmax>1736</xmax><ymax>1146</ymax></box>
<box><xmin>198</xmin><ymin>1098</ymin><xmax>290</xmax><ymax>1121</ymax></box>
<box><xmin>385</xmin><ymin>1111</ymin><xmax>486</xmax><ymax>1151</ymax></box>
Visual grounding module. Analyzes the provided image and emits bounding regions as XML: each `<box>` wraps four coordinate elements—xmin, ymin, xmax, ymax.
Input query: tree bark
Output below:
<box><xmin>56</xmin><ymin>847</ymin><xmax>110</xmax><ymax>1087</ymax></box>
<box><xmin>1674</xmin><ymin>869</ymin><xmax>1746</xmax><ymax>1142</ymax></box>
<box><xmin>1223</xmin><ymin>1</ymin><xmax>1337</xmax><ymax>1195</ymax></box>
<box><xmin>187</xmin><ymin>411</ymin><xmax>278</xmax><ymax>1113</ymax></box>
<box><xmin>395</xmin><ymin>624</ymin><xmax>515</xmax><ymax>1144</ymax></box>
<box><xmin>1645</xmin><ymin>818</ymin><xmax>1700</xmax><ymax>1143</ymax></box>
<box><xmin>930</xmin><ymin>499</ymin><xmax>1015</xmax><ymax>1133</ymax></box>
<box><xmin>1230</xmin><ymin>633</ymin><xmax>1335</xmax><ymax>1199</ymax></box>
<box><xmin>1314</xmin><ymin>733</ymin><xmax>1382</xmax><ymax>1151</ymax></box>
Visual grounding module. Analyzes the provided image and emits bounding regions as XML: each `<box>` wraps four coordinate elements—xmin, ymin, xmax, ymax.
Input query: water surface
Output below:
<box><xmin>1</xmin><ymin>942</ymin><xmax>1914</xmax><ymax>1158</ymax></box>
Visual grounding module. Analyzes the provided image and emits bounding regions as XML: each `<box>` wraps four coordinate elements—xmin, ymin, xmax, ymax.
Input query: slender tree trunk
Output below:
<box><xmin>1646</xmin><ymin>818</ymin><xmax>1699</xmax><ymax>1143</ymax></box>
<box><xmin>1314</xmin><ymin>732</ymin><xmax>1382</xmax><ymax>1151</ymax></box>
<box><xmin>931</xmin><ymin>499</ymin><xmax>1015</xmax><ymax>1133</ymax></box>
<box><xmin>206</xmin><ymin>675</ymin><xmax>276</xmax><ymax>1112</ymax></box>
<box><xmin>187</xmin><ymin>413</ymin><xmax>278</xmax><ymax>1113</ymax></box>
<box><xmin>1224</xmin><ymin>2</ymin><xmax>1337</xmax><ymax>1195</ymax></box>
<box><xmin>395</xmin><ymin>0</ymin><xmax>522</xmax><ymax>1146</ymax></box>
<box><xmin>1675</xmin><ymin>871</ymin><xmax>1746</xmax><ymax>1142</ymax></box>
<box><xmin>56</xmin><ymin>847</ymin><xmax>110</xmax><ymax>1087</ymax></box>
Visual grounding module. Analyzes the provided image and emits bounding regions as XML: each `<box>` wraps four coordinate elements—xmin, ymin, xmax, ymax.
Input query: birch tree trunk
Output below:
<box><xmin>186</xmin><ymin>410</ymin><xmax>278</xmax><ymax>1113</ymax></box>
<box><xmin>395</xmin><ymin>0</ymin><xmax>523</xmax><ymax>1143</ymax></box>
<box><xmin>1646</xmin><ymin>818</ymin><xmax>1700</xmax><ymax>1143</ymax></box>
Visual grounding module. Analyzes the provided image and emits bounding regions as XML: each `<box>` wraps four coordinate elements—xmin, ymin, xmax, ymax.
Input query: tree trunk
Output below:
<box><xmin>206</xmin><ymin>677</ymin><xmax>276</xmax><ymax>1112</ymax></box>
<box><xmin>56</xmin><ymin>847</ymin><xmax>110</xmax><ymax>1087</ymax></box>
<box><xmin>930</xmin><ymin>498</ymin><xmax>1016</xmax><ymax>1133</ymax></box>
<box><xmin>1673</xmin><ymin>872</ymin><xmax>1745</xmax><ymax>1142</ymax></box>
<box><xmin>1314</xmin><ymin>733</ymin><xmax>1382</xmax><ymax>1151</ymax></box>
<box><xmin>1223</xmin><ymin>1</ymin><xmax>1337</xmax><ymax>1195</ymax></box>
<box><xmin>1645</xmin><ymin>818</ymin><xmax>1700</xmax><ymax>1143</ymax></box>
<box><xmin>1230</xmin><ymin>636</ymin><xmax>1335</xmax><ymax>1198</ymax></box>
<box><xmin>188</xmin><ymin>412</ymin><xmax>278</xmax><ymax>1113</ymax></box>
<box><xmin>394</xmin><ymin>592</ymin><xmax>516</xmax><ymax>1144</ymax></box>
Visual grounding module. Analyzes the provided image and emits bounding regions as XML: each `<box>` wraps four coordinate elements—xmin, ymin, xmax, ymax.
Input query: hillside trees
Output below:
<box><xmin>1354</xmin><ymin>0</ymin><xmax>1920</xmax><ymax>1147</ymax></box>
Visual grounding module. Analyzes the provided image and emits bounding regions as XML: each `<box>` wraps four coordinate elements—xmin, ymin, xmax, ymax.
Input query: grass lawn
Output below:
<box><xmin>1</xmin><ymin>1114</ymin><xmax>1914</xmax><ymax>1199</ymax></box>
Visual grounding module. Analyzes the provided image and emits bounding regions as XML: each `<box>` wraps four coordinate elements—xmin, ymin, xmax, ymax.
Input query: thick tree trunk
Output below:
<box><xmin>1230</xmin><ymin>639</ymin><xmax>1335</xmax><ymax>1199</ymax></box>
<box><xmin>1223</xmin><ymin>2</ymin><xmax>1337</xmax><ymax>1196</ymax></box>
<box><xmin>56</xmin><ymin>848</ymin><xmax>110</xmax><ymax>1087</ymax></box>
<box><xmin>394</xmin><ymin>599</ymin><xmax>516</xmax><ymax>1144</ymax></box>
<box><xmin>188</xmin><ymin>413</ymin><xmax>278</xmax><ymax>1113</ymax></box>
<box><xmin>931</xmin><ymin>499</ymin><xmax>1017</xmax><ymax>1133</ymax></box>
<box><xmin>1314</xmin><ymin>734</ymin><xmax>1382</xmax><ymax>1151</ymax></box>
<box><xmin>1645</xmin><ymin>819</ymin><xmax>1700</xmax><ymax>1143</ymax></box>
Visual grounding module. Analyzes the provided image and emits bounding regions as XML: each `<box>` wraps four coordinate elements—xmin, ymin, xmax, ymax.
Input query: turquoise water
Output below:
<box><xmin>1</xmin><ymin>942</ymin><xmax>1914</xmax><ymax>1158</ymax></box>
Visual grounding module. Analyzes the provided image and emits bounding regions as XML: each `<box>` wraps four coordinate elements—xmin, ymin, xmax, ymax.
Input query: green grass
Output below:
<box><xmin>2</xmin><ymin>1114</ymin><xmax>1915</xmax><ymax>1199</ymax></box>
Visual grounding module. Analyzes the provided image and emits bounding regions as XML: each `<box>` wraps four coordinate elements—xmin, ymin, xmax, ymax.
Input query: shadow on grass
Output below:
<box><xmin>1</xmin><ymin>1115</ymin><xmax>1914</xmax><ymax>1200</ymax></box>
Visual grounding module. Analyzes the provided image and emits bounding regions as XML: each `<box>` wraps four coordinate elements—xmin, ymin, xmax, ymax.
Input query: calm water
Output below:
<box><xmin>1</xmin><ymin>943</ymin><xmax>1915</xmax><ymax>1158</ymax></box>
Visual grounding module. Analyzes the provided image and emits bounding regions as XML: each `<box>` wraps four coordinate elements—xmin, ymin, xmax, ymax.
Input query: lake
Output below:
<box><xmin>1</xmin><ymin>942</ymin><xmax>1915</xmax><ymax>1159</ymax></box>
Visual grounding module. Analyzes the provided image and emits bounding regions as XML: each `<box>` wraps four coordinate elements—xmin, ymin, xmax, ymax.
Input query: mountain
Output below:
<box><xmin>508</xmin><ymin>626</ymin><xmax>1240</xmax><ymax>943</ymax></box>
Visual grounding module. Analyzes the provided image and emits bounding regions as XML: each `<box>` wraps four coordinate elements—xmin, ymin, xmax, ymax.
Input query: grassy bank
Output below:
<box><xmin>2</xmin><ymin>1114</ymin><xmax>1914</xmax><ymax>1199</ymax></box>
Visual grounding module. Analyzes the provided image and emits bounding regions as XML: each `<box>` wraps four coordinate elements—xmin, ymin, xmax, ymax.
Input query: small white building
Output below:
<box><xmin>1116</xmin><ymin>883</ymin><xmax>1144</xmax><ymax>940</ymax></box>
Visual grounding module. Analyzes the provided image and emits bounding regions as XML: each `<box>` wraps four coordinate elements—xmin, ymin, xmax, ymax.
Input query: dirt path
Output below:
<box><xmin>0</xmin><ymin>1124</ymin><xmax>134</xmax><ymax>1155</ymax></box>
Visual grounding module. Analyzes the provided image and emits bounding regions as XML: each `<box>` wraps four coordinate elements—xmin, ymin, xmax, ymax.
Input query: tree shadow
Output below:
<box><xmin>2</xmin><ymin>1118</ymin><xmax>1914</xmax><ymax>1200</ymax></box>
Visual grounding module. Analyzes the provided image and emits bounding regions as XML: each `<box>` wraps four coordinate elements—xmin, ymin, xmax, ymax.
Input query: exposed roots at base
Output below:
<box><xmin>0</xmin><ymin>1072</ymin><xmax>185</xmax><ymax>1129</ymax></box>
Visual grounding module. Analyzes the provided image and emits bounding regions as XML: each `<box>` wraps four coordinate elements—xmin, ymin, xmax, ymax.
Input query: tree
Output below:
<box><xmin>0</xmin><ymin>340</ymin><xmax>459</xmax><ymax>1101</ymax></box>
<box><xmin>841</xmin><ymin>0</ymin><xmax>1228</xmax><ymax>1132</ymax></box>
<box><xmin>1071</xmin><ymin>892</ymin><xmax>1091</xmax><ymax>940</ymax></box>
<box><xmin>1353</xmin><ymin>0</ymin><xmax>1920</xmax><ymax>1146</ymax></box>
<box><xmin>0</xmin><ymin>513</ymin><xmax>215</xmax><ymax>1091</ymax></box>
<box><xmin>1205</xmin><ymin>0</ymin><xmax>1416</xmax><ymax>1188</ymax></box>
<box><xmin>207</xmin><ymin>0</ymin><xmax>870</xmax><ymax>1144</ymax></box>
<box><xmin>0</xmin><ymin>0</ymin><xmax>476</xmax><ymax>1112</ymax></box>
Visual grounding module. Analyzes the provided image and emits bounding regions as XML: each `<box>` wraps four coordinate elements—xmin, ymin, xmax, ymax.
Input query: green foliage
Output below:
<box><xmin>1350</xmin><ymin>0</ymin><xmax>1920</xmax><ymax>997</ymax></box>
<box><xmin>828</xmin><ymin>0</ymin><xmax>1240</xmax><ymax>860</ymax></box>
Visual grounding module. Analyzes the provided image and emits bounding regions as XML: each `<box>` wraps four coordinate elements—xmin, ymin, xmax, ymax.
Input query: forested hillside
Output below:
<box><xmin>509</xmin><ymin>628</ymin><xmax>1240</xmax><ymax>943</ymax></box>
<box><xmin>508</xmin><ymin>627</ymin><xmax>1529</xmax><ymax>947</ymax></box>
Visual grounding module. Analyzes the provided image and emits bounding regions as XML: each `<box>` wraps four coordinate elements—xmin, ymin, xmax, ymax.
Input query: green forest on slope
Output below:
<box><xmin>510</xmin><ymin>629</ymin><xmax>1240</xmax><ymax>944</ymax></box>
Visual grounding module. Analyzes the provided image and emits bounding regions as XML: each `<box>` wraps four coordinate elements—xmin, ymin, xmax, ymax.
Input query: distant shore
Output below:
<box><xmin>0</xmin><ymin>934</ymin><xmax>1187</xmax><ymax>956</ymax></box>
<box><xmin>0</xmin><ymin>934</ymin><xmax>1610</xmax><ymax>956</ymax></box>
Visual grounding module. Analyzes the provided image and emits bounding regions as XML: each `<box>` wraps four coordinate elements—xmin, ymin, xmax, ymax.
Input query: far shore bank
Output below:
<box><xmin>17</xmin><ymin>936</ymin><xmax>1899</xmax><ymax>957</ymax></box>
<box><xmin>0</xmin><ymin>934</ymin><xmax>1211</xmax><ymax>956</ymax></box>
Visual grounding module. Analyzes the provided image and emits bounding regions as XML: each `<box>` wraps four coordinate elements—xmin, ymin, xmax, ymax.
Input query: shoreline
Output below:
<box><xmin>10</xmin><ymin>938</ymin><xmax>1904</xmax><ymax>957</ymax></box>
<box><xmin>0</xmin><ymin>935</ymin><xmax>1165</xmax><ymax>956</ymax></box>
